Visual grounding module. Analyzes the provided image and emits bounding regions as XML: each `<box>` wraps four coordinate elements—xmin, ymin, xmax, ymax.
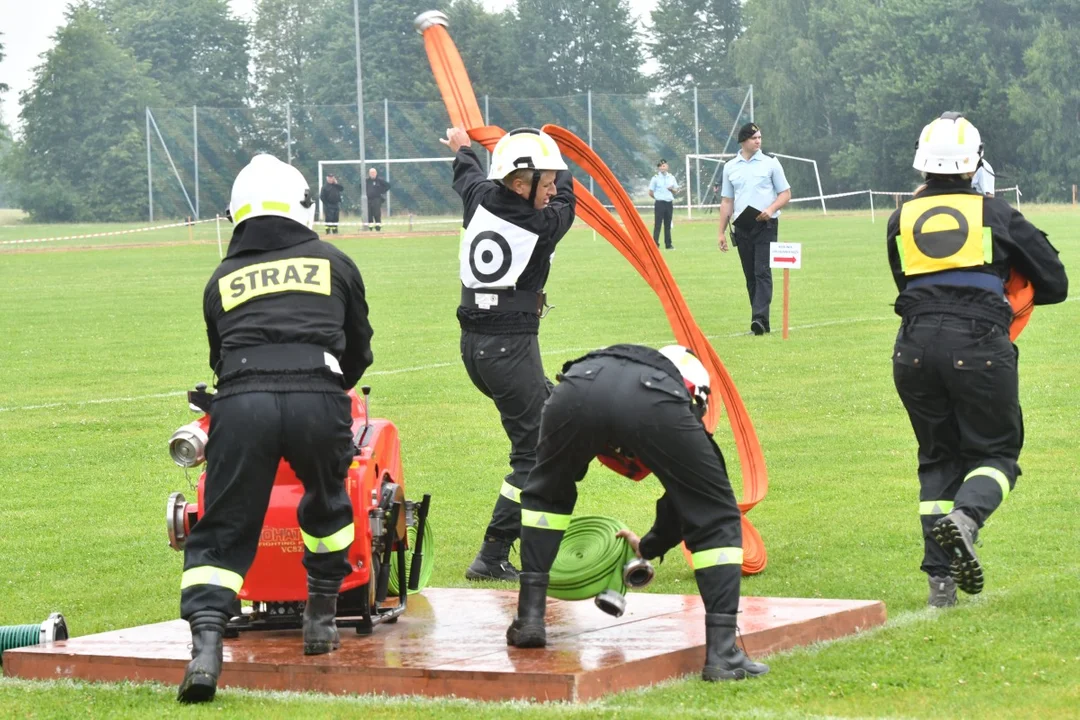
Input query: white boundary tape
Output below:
<box><xmin>0</xmin><ymin>315</ymin><xmax>898</xmax><ymax>414</ymax></box>
<box><xmin>4</xmin><ymin>297</ymin><xmax>1074</xmax><ymax>414</ymax></box>
<box><xmin>0</xmin><ymin>217</ymin><xmax>218</xmax><ymax>246</ymax></box>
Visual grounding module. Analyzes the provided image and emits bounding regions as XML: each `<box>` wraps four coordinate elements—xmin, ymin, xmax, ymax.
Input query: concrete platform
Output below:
<box><xmin>3</xmin><ymin>589</ymin><xmax>885</xmax><ymax>701</ymax></box>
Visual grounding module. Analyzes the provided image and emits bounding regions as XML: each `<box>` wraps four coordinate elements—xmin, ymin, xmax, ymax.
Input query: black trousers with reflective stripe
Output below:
<box><xmin>180</xmin><ymin>391</ymin><xmax>355</xmax><ymax>620</ymax></box>
<box><xmin>734</xmin><ymin>219</ymin><xmax>778</xmax><ymax>330</ymax></box>
<box><xmin>519</xmin><ymin>356</ymin><xmax>743</xmax><ymax>614</ymax></box>
<box><xmin>460</xmin><ymin>330</ymin><xmax>552</xmax><ymax>541</ymax></box>
<box><xmin>892</xmin><ymin>314</ymin><xmax>1022</xmax><ymax>577</ymax></box>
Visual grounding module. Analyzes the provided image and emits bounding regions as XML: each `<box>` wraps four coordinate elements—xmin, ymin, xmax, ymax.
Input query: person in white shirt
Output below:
<box><xmin>717</xmin><ymin>123</ymin><xmax>791</xmax><ymax>335</ymax></box>
<box><xmin>971</xmin><ymin>159</ymin><xmax>995</xmax><ymax>197</ymax></box>
<box><xmin>649</xmin><ymin>159</ymin><xmax>680</xmax><ymax>249</ymax></box>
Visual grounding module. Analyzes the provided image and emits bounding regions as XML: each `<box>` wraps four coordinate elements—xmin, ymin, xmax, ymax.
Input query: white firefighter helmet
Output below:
<box><xmin>658</xmin><ymin>345</ymin><xmax>711</xmax><ymax>414</ymax></box>
<box><xmin>228</xmin><ymin>154</ymin><xmax>316</xmax><ymax>228</ymax></box>
<box><xmin>912</xmin><ymin>112</ymin><xmax>983</xmax><ymax>175</ymax></box>
<box><xmin>487</xmin><ymin>128</ymin><xmax>568</xmax><ymax>181</ymax></box>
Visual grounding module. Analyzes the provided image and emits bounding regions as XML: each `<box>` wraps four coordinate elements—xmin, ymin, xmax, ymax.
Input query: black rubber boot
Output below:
<box><xmin>931</xmin><ymin>510</ymin><xmax>983</xmax><ymax>595</ymax></box>
<box><xmin>928</xmin><ymin>575</ymin><xmax>958</xmax><ymax>608</ymax></box>
<box><xmin>177</xmin><ymin>609</ymin><xmax>229</xmax><ymax>703</ymax></box>
<box><xmin>506</xmin><ymin>572</ymin><xmax>548</xmax><ymax>648</ymax></box>
<box><xmin>465</xmin><ymin>535</ymin><xmax>520</xmax><ymax>581</ymax></box>
<box><xmin>702</xmin><ymin>613</ymin><xmax>769</xmax><ymax>681</ymax></box>
<box><xmin>303</xmin><ymin>576</ymin><xmax>342</xmax><ymax>656</ymax></box>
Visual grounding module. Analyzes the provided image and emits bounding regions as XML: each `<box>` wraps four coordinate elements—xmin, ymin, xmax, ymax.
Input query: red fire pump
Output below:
<box><xmin>165</xmin><ymin>383</ymin><xmax>432</xmax><ymax>637</ymax></box>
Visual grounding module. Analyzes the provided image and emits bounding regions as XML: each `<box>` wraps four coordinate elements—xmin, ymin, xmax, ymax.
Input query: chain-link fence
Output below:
<box><xmin>146</xmin><ymin>87</ymin><xmax>753</xmax><ymax>224</ymax></box>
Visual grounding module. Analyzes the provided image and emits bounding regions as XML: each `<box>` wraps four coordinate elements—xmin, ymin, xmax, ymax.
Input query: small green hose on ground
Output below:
<box><xmin>0</xmin><ymin>613</ymin><xmax>68</xmax><ymax>665</ymax></box>
<box><xmin>548</xmin><ymin>516</ymin><xmax>637</xmax><ymax>601</ymax></box>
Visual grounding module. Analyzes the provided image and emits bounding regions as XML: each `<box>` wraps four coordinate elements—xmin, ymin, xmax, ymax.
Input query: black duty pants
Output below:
<box><xmin>892</xmin><ymin>314</ymin><xmax>1022</xmax><ymax>577</ymax></box>
<box><xmin>520</xmin><ymin>356</ymin><xmax>744</xmax><ymax>613</ymax></box>
<box><xmin>180</xmin><ymin>391</ymin><xmax>355</xmax><ymax>619</ymax></box>
<box><xmin>367</xmin><ymin>201</ymin><xmax>383</xmax><ymax>231</ymax></box>
<box><xmin>460</xmin><ymin>330</ymin><xmax>552</xmax><ymax>541</ymax></box>
<box><xmin>323</xmin><ymin>204</ymin><xmax>340</xmax><ymax>234</ymax></box>
<box><xmin>653</xmin><ymin>200</ymin><xmax>674</xmax><ymax>248</ymax></box>
<box><xmin>734</xmin><ymin>219</ymin><xmax>778</xmax><ymax>330</ymax></box>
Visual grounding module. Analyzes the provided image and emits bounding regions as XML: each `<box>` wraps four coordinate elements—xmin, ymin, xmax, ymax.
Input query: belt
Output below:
<box><xmin>217</xmin><ymin>343</ymin><xmax>342</xmax><ymax>378</ymax></box>
<box><xmin>460</xmin><ymin>286</ymin><xmax>546</xmax><ymax>315</ymax></box>
<box><xmin>906</xmin><ymin>270</ymin><xmax>1004</xmax><ymax>294</ymax></box>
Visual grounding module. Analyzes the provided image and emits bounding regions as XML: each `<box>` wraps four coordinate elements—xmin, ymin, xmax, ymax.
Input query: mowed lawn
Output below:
<box><xmin>0</xmin><ymin>208</ymin><xmax>1077</xmax><ymax>719</ymax></box>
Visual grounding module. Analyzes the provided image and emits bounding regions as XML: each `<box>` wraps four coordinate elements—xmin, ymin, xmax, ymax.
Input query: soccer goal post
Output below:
<box><xmin>316</xmin><ymin>157</ymin><xmax>459</xmax><ymax>232</ymax></box>
<box><xmin>684</xmin><ymin>153</ymin><xmax>827</xmax><ymax>219</ymax></box>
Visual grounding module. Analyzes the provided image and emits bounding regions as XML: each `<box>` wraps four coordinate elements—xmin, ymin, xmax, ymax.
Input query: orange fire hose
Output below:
<box><xmin>1006</xmin><ymin>270</ymin><xmax>1034</xmax><ymax>341</ymax></box>
<box><xmin>418</xmin><ymin>14</ymin><xmax>767</xmax><ymax>574</ymax></box>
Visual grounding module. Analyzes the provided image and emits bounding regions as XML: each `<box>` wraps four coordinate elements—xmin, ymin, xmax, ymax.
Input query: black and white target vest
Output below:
<box><xmin>459</xmin><ymin>205</ymin><xmax>543</xmax><ymax>289</ymax></box>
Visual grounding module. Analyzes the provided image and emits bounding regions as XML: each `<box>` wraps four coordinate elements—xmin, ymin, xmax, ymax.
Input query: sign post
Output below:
<box><xmin>769</xmin><ymin>242</ymin><xmax>802</xmax><ymax>340</ymax></box>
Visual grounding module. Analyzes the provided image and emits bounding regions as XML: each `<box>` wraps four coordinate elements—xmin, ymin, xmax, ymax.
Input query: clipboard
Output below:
<box><xmin>733</xmin><ymin>206</ymin><xmax>764</xmax><ymax>232</ymax></box>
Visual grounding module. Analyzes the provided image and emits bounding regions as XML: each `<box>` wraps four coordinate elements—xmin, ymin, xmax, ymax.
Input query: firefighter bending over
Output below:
<box><xmin>508</xmin><ymin>344</ymin><xmax>768</xmax><ymax>681</ymax></box>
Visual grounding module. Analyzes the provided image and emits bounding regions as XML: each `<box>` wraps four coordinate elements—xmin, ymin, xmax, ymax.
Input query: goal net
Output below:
<box><xmin>683</xmin><ymin>153</ymin><xmax>827</xmax><ymax>218</ymax></box>
<box><xmin>316</xmin><ymin>157</ymin><xmax>460</xmax><ymax>232</ymax></box>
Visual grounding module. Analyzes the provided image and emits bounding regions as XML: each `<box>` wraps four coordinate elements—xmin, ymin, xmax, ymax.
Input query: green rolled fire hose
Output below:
<box><xmin>388</xmin><ymin>518</ymin><xmax>434</xmax><ymax>595</ymax></box>
<box><xmin>548</xmin><ymin>515</ymin><xmax>637</xmax><ymax>601</ymax></box>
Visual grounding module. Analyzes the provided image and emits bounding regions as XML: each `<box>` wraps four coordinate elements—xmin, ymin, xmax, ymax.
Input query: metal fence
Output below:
<box><xmin>145</xmin><ymin>86</ymin><xmax>756</xmax><ymax>223</ymax></box>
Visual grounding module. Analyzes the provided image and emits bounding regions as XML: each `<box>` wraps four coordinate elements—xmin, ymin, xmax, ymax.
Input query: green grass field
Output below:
<box><xmin>1</xmin><ymin>207</ymin><xmax>1077</xmax><ymax>719</ymax></box>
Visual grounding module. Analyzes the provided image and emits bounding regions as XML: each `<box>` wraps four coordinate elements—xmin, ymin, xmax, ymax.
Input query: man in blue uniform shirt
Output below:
<box><xmin>648</xmin><ymin>159</ymin><xmax>679</xmax><ymax>249</ymax></box>
<box><xmin>717</xmin><ymin>123</ymin><xmax>791</xmax><ymax>335</ymax></box>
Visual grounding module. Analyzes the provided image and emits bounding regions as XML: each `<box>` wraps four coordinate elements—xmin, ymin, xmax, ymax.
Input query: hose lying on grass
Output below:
<box><xmin>0</xmin><ymin>613</ymin><xmax>68</xmax><ymax>665</ymax></box>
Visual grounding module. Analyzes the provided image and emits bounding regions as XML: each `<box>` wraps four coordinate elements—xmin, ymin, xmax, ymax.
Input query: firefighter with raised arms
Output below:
<box><xmin>177</xmin><ymin>154</ymin><xmax>373</xmax><ymax>703</ymax></box>
<box><xmin>441</xmin><ymin>126</ymin><xmax>577</xmax><ymax>581</ymax></box>
<box><xmin>507</xmin><ymin>343</ymin><xmax>769</xmax><ymax>682</ymax></box>
<box><xmin>888</xmin><ymin>113</ymin><xmax>1067</xmax><ymax>607</ymax></box>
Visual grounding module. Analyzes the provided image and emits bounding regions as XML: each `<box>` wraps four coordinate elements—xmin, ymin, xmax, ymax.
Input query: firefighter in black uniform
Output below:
<box><xmin>507</xmin><ymin>344</ymin><xmax>769</xmax><ymax>682</ymax></box>
<box><xmin>178</xmin><ymin>154</ymin><xmax>373</xmax><ymax>703</ymax></box>
<box><xmin>888</xmin><ymin>113</ymin><xmax>1068</xmax><ymax>607</ymax></box>
<box><xmin>440</xmin><ymin>126</ymin><xmax>577</xmax><ymax>581</ymax></box>
<box><xmin>319</xmin><ymin>173</ymin><xmax>345</xmax><ymax>235</ymax></box>
<box><xmin>365</xmin><ymin>167</ymin><xmax>391</xmax><ymax>231</ymax></box>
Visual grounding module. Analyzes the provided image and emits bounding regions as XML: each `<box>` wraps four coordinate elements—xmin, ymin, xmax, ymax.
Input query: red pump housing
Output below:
<box><xmin>166</xmin><ymin>386</ymin><xmax>431</xmax><ymax>634</ymax></box>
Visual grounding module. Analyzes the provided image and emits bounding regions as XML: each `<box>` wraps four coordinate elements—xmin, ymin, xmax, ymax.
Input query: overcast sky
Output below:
<box><xmin>0</xmin><ymin>0</ymin><xmax>655</xmax><ymax>129</ymax></box>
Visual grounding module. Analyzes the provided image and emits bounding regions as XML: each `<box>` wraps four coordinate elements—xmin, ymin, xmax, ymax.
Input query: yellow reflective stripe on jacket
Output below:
<box><xmin>691</xmin><ymin>547</ymin><xmax>744</xmax><ymax>569</ymax></box>
<box><xmin>521</xmin><ymin>509</ymin><xmax>572</xmax><ymax>531</ymax></box>
<box><xmin>500</xmin><ymin>481</ymin><xmax>522</xmax><ymax>504</ymax></box>
<box><xmin>181</xmin><ymin>566</ymin><xmax>244</xmax><ymax>593</ymax></box>
<box><xmin>919</xmin><ymin>500</ymin><xmax>955</xmax><ymax>515</ymax></box>
<box><xmin>301</xmin><ymin>523</ymin><xmax>355</xmax><ymax>554</ymax></box>
<box><xmin>965</xmin><ymin>466</ymin><xmax>1011</xmax><ymax>501</ymax></box>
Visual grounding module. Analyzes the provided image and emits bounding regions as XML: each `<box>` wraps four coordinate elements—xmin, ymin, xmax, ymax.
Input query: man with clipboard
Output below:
<box><xmin>717</xmin><ymin>123</ymin><xmax>791</xmax><ymax>335</ymax></box>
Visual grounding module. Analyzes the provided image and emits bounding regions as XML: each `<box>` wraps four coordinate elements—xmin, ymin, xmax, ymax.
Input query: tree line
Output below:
<box><xmin>0</xmin><ymin>0</ymin><xmax>1078</xmax><ymax>221</ymax></box>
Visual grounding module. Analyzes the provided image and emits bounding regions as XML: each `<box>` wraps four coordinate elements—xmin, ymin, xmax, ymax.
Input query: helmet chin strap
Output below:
<box><xmin>528</xmin><ymin>170</ymin><xmax>541</xmax><ymax>204</ymax></box>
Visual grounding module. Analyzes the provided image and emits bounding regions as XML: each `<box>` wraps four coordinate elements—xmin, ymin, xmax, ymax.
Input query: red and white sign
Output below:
<box><xmin>769</xmin><ymin>242</ymin><xmax>802</xmax><ymax>269</ymax></box>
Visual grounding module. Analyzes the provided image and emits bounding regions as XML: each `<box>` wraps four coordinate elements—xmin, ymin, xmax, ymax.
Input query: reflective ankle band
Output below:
<box><xmin>521</xmin><ymin>509</ymin><xmax>572</xmax><ymax>531</ymax></box>
<box><xmin>301</xmin><ymin>523</ymin><xmax>355</xmax><ymax>553</ymax></box>
<box><xmin>500</xmin><ymin>481</ymin><xmax>522</xmax><ymax>503</ymax></box>
<box><xmin>964</xmin><ymin>466</ymin><xmax>1011</xmax><ymax>501</ymax></box>
<box><xmin>181</xmin><ymin>566</ymin><xmax>244</xmax><ymax>593</ymax></box>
